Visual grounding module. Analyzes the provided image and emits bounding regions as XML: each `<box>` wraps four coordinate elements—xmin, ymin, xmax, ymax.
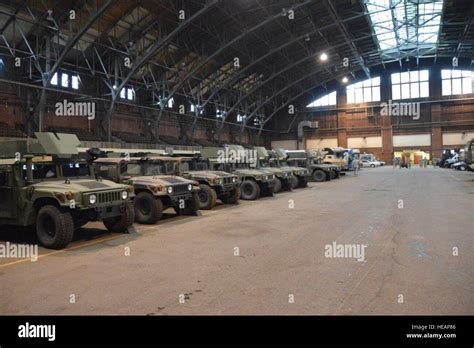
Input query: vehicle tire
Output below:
<box><xmin>133</xmin><ymin>192</ymin><xmax>163</xmax><ymax>224</ymax></box>
<box><xmin>198</xmin><ymin>184</ymin><xmax>217</xmax><ymax>210</ymax></box>
<box><xmin>370</xmin><ymin>164</ymin><xmax>375</xmax><ymax>168</ymax></box>
<box><xmin>289</xmin><ymin>175</ymin><xmax>299</xmax><ymax>189</ymax></box>
<box><xmin>298</xmin><ymin>177</ymin><xmax>308</xmax><ymax>188</ymax></box>
<box><xmin>182</xmin><ymin>192</ymin><xmax>200</xmax><ymax>215</ymax></box>
<box><xmin>240</xmin><ymin>180</ymin><xmax>260</xmax><ymax>200</ymax></box>
<box><xmin>264</xmin><ymin>185</ymin><xmax>275</xmax><ymax>197</ymax></box>
<box><xmin>220</xmin><ymin>187</ymin><xmax>240</xmax><ymax>204</ymax></box>
<box><xmin>312</xmin><ymin>169</ymin><xmax>326</xmax><ymax>182</ymax></box>
<box><xmin>36</xmin><ymin>205</ymin><xmax>74</xmax><ymax>249</ymax></box>
<box><xmin>104</xmin><ymin>202</ymin><xmax>135</xmax><ymax>232</ymax></box>
<box><xmin>273</xmin><ymin>177</ymin><xmax>282</xmax><ymax>193</ymax></box>
<box><xmin>330</xmin><ymin>170</ymin><xmax>336</xmax><ymax>180</ymax></box>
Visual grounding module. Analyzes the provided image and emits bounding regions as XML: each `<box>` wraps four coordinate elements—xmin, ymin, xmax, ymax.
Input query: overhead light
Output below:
<box><xmin>320</xmin><ymin>53</ymin><xmax>328</xmax><ymax>61</ymax></box>
<box><xmin>342</xmin><ymin>76</ymin><xmax>349</xmax><ymax>84</ymax></box>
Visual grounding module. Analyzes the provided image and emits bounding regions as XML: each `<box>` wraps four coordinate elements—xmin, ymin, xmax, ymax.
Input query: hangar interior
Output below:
<box><xmin>0</xmin><ymin>0</ymin><xmax>472</xmax><ymax>316</ymax></box>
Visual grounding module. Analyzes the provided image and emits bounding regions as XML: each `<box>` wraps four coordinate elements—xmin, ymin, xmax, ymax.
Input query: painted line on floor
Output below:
<box><xmin>0</xmin><ymin>234</ymin><xmax>122</xmax><ymax>269</ymax></box>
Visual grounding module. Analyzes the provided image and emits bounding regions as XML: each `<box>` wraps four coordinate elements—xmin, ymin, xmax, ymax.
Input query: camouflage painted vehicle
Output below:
<box><xmin>285</xmin><ymin>150</ymin><xmax>340</xmax><ymax>182</ymax></box>
<box><xmin>201</xmin><ymin>145</ymin><xmax>275</xmax><ymax>200</ymax></box>
<box><xmin>270</xmin><ymin>148</ymin><xmax>310</xmax><ymax>188</ymax></box>
<box><xmin>93</xmin><ymin>157</ymin><xmax>200</xmax><ymax>224</ymax></box>
<box><xmin>464</xmin><ymin>139</ymin><xmax>474</xmax><ymax>171</ymax></box>
<box><xmin>0</xmin><ymin>133</ymin><xmax>135</xmax><ymax>249</ymax></box>
<box><xmin>253</xmin><ymin>146</ymin><xmax>293</xmax><ymax>192</ymax></box>
<box><xmin>150</xmin><ymin>155</ymin><xmax>240</xmax><ymax>210</ymax></box>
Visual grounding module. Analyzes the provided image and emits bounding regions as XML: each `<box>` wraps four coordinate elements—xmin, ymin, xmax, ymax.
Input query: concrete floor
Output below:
<box><xmin>0</xmin><ymin>166</ymin><xmax>472</xmax><ymax>315</ymax></box>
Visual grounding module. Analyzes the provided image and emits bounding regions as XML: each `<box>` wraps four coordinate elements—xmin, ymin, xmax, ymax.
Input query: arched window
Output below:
<box><xmin>306</xmin><ymin>91</ymin><xmax>337</xmax><ymax>108</ymax></box>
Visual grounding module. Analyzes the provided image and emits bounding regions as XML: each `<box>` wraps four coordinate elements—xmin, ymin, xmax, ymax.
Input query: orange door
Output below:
<box><xmin>414</xmin><ymin>154</ymin><xmax>422</xmax><ymax>165</ymax></box>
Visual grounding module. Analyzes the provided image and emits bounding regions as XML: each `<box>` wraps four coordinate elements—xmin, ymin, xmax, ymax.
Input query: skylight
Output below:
<box><xmin>365</xmin><ymin>0</ymin><xmax>444</xmax><ymax>54</ymax></box>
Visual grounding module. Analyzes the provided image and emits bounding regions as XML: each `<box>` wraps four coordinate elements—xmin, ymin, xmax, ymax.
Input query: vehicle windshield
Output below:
<box><xmin>62</xmin><ymin>163</ymin><xmax>91</xmax><ymax>177</ymax></box>
<box><xmin>180</xmin><ymin>159</ymin><xmax>209</xmax><ymax>171</ymax></box>
<box><xmin>23</xmin><ymin>163</ymin><xmax>58</xmax><ymax>180</ymax></box>
<box><xmin>259</xmin><ymin>159</ymin><xmax>270</xmax><ymax>167</ymax></box>
<box><xmin>143</xmin><ymin>162</ymin><xmax>169</xmax><ymax>176</ymax></box>
<box><xmin>121</xmin><ymin>162</ymin><xmax>143</xmax><ymax>176</ymax></box>
<box><xmin>287</xmin><ymin>159</ymin><xmax>306</xmax><ymax>167</ymax></box>
<box><xmin>235</xmin><ymin>162</ymin><xmax>250</xmax><ymax>169</ymax></box>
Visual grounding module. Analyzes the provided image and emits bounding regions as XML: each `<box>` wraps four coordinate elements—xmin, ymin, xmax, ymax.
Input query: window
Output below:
<box><xmin>306</xmin><ymin>91</ymin><xmax>337</xmax><ymax>108</ymax></box>
<box><xmin>71</xmin><ymin>75</ymin><xmax>79</xmax><ymax>90</ymax></box>
<box><xmin>190</xmin><ymin>103</ymin><xmax>203</xmax><ymax>114</ymax></box>
<box><xmin>118</xmin><ymin>86</ymin><xmax>135</xmax><ymax>101</ymax></box>
<box><xmin>167</xmin><ymin>97</ymin><xmax>174</xmax><ymax>108</ymax></box>
<box><xmin>365</xmin><ymin>0</ymin><xmax>443</xmax><ymax>55</ymax></box>
<box><xmin>61</xmin><ymin>73</ymin><xmax>69</xmax><ymax>88</ymax></box>
<box><xmin>216</xmin><ymin>109</ymin><xmax>223</xmax><ymax>119</ymax></box>
<box><xmin>347</xmin><ymin>77</ymin><xmax>381</xmax><ymax>104</ymax></box>
<box><xmin>442</xmin><ymin>70</ymin><xmax>473</xmax><ymax>96</ymax></box>
<box><xmin>51</xmin><ymin>72</ymin><xmax>58</xmax><ymax>85</ymax></box>
<box><xmin>51</xmin><ymin>72</ymin><xmax>79</xmax><ymax>89</ymax></box>
<box><xmin>391</xmin><ymin>70</ymin><xmax>429</xmax><ymax>100</ymax></box>
<box><xmin>237</xmin><ymin>114</ymin><xmax>246</xmax><ymax>123</ymax></box>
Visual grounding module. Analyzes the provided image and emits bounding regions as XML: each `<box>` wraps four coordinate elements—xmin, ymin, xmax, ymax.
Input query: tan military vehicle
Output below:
<box><xmin>93</xmin><ymin>157</ymin><xmax>200</xmax><ymax>224</ymax></box>
<box><xmin>0</xmin><ymin>133</ymin><xmax>135</xmax><ymax>249</ymax></box>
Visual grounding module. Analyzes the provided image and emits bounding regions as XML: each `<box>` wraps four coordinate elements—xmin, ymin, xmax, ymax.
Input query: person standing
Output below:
<box><xmin>352</xmin><ymin>158</ymin><xmax>360</xmax><ymax>176</ymax></box>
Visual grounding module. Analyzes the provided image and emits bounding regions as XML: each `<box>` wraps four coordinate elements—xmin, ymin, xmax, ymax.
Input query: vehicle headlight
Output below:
<box><xmin>121</xmin><ymin>191</ymin><xmax>128</xmax><ymax>200</ymax></box>
<box><xmin>232</xmin><ymin>177</ymin><xmax>237</xmax><ymax>183</ymax></box>
<box><xmin>167</xmin><ymin>186</ymin><xmax>173</xmax><ymax>194</ymax></box>
<box><xmin>215</xmin><ymin>178</ymin><xmax>223</xmax><ymax>185</ymax></box>
<box><xmin>89</xmin><ymin>194</ymin><xmax>97</xmax><ymax>205</ymax></box>
<box><xmin>188</xmin><ymin>184</ymin><xmax>192</xmax><ymax>191</ymax></box>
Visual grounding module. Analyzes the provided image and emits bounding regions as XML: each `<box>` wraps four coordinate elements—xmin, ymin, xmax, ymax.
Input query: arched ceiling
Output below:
<box><xmin>0</xmin><ymin>0</ymin><xmax>472</xmax><ymax>130</ymax></box>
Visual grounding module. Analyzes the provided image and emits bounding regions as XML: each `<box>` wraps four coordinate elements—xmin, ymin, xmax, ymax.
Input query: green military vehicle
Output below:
<box><xmin>150</xmin><ymin>154</ymin><xmax>240</xmax><ymax>210</ymax></box>
<box><xmin>463</xmin><ymin>139</ymin><xmax>474</xmax><ymax>171</ymax></box>
<box><xmin>93</xmin><ymin>156</ymin><xmax>200</xmax><ymax>224</ymax></box>
<box><xmin>253</xmin><ymin>146</ymin><xmax>293</xmax><ymax>192</ymax></box>
<box><xmin>285</xmin><ymin>150</ymin><xmax>340</xmax><ymax>182</ymax></box>
<box><xmin>201</xmin><ymin>145</ymin><xmax>275</xmax><ymax>200</ymax></box>
<box><xmin>270</xmin><ymin>148</ymin><xmax>310</xmax><ymax>188</ymax></box>
<box><xmin>0</xmin><ymin>133</ymin><xmax>135</xmax><ymax>249</ymax></box>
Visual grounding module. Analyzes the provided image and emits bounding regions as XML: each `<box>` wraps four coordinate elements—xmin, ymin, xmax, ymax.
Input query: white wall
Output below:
<box><xmin>393</xmin><ymin>134</ymin><xmax>431</xmax><ymax>147</ymax></box>
<box><xmin>306</xmin><ymin>138</ymin><xmax>338</xmax><ymax>149</ymax></box>
<box><xmin>271</xmin><ymin>140</ymin><xmax>298</xmax><ymax>150</ymax></box>
<box><xmin>442</xmin><ymin>132</ymin><xmax>474</xmax><ymax>146</ymax></box>
<box><xmin>347</xmin><ymin>136</ymin><xmax>382</xmax><ymax>148</ymax></box>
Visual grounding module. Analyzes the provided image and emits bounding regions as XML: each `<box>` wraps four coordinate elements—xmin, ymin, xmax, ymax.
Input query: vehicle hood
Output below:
<box><xmin>32</xmin><ymin>179</ymin><xmax>126</xmax><ymax>192</ymax></box>
<box><xmin>185</xmin><ymin>170</ymin><xmax>233</xmax><ymax>179</ymax></box>
<box><xmin>234</xmin><ymin>169</ymin><xmax>272</xmax><ymax>176</ymax></box>
<box><xmin>129</xmin><ymin>175</ymin><xmax>195</xmax><ymax>185</ymax></box>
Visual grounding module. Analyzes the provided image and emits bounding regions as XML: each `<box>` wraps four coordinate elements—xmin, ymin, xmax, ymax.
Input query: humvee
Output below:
<box><xmin>253</xmin><ymin>146</ymin><xmax>293</xmax><ymax>192</ymax></box>
<box><xmin>93</xmin><ymin>156</ymin><xmax>200</xmax><ymax>224</ymax></box>
<box><xmin>0</xmin><ymin>133</ymin><xmax>135</xmax><ymax>249</ymax></box>
<box><xmin>285</xmin><ymin>150</ymin><xmax>340</xmax><ymax>182</ymax></box>
<box><xmin>150</xmin><ymin>154</ymin><xmax>240</xmax><ymax>210</ymax></box>
<box><xmin>463</xmin><ymin>139</ymin><xmax>474</xmax><ymax>171</ymax></box>
<box><xmin>270</xmin><ymin>148</ymin><xmax>310</xmax><ymax>188</ymax></box>
<box><xmin>201</xmin><ymin>145</ymin><xmax>275</xmax><ymax>200</ymax></box>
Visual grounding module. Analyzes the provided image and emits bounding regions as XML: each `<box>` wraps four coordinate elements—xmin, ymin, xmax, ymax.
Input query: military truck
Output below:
<box><xmin>150</xmin><ymin>154</ymin><xmax>240</xmax><ymax>210</ymax></box>
<box><xmin>285</xmin><ymin>150</ymin><xmax>340</xmax><ymax>182</ymax></box>
<box><xmin>93</xmin><ymin>156</ymin><xmax>200</xmax><ymax>224</ymax></box>
<box><xmin>270</xmin><ymin>148</ymin><xmax>310</xmax><ymax>188</ymax></box>
<box><xmin>463</xmin><ymin>139</ymin><xmax>474</xmax><ymax>171</ymax></box>
<box><xmin>201</xmin><ymin>145</ymin><xmax>275</xmax><ymax>200</ymax></box>
<box><xmin>253</xmin><ymin>146</ymin><xmax>294</xmax><ymax>192</ymax></box>
<box><xmin>0</xmin><ymin>133</ymin><xmax>135</xmax><ymax>249</ymax></box>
